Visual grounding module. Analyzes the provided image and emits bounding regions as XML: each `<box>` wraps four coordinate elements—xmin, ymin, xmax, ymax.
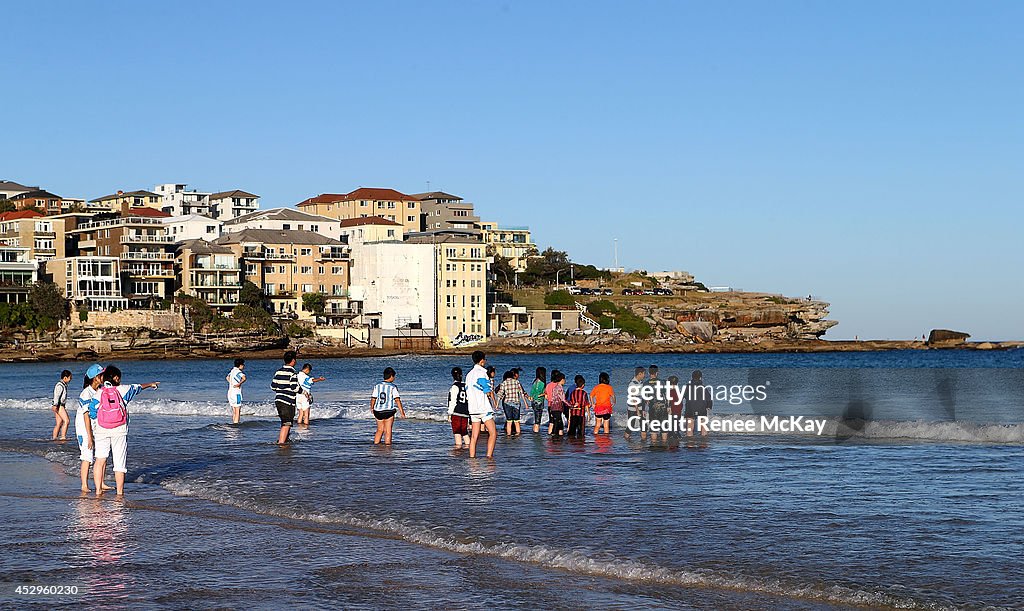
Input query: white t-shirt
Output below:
<box><xmin>465</xmin><ymin>364</ymin><xmax>492</xmax><ymax>415</ymax></box>
<box><xmin>371</xmin><ymin>381</ymin><xmax>400</xmax><ymax>412</ymax></box>
<box><xmin>76</xmin><ymin>386</ymin><xmax>99</xmax><ymax>441</ymax></box>
<box><xmin>227</xmin><ymin>367</ymin><xmax>246</xmax><ymax>392</ymax></box>
<box><xmin>297</xmin><ymin>371</ymin><xmax>313</xmax><ymax>395</ymax></box>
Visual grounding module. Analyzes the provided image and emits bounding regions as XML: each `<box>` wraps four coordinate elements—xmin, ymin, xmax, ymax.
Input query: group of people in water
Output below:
<box><xmin>49</xmin><ymin>363</ymin><xmax>160</xmax><ymax>495</ymax></box>
<box><xmin>48</xmin><ymin>349</ymin><xmax>713</xmax><ymax>493</ymax></box>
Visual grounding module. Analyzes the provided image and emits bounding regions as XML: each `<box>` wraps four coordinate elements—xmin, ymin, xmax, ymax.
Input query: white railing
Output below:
<box><xmin>574</xmin><ymin>301</ymin><xmax>601</xmax><ymax>330</ymax></box>
<box><xmin>120</xmin><ymin>252</ymin><xmax>174</xmax><ymax>261</ymax></box>
<box><xmin>121</xmin><ymin>234</ymin><xmax>173</xmax><ymax>244</ymax></box>
<box><xmin>78</xmin><ymin>217</ymin><xmax>165</xmax><ymax>230</ymax></box>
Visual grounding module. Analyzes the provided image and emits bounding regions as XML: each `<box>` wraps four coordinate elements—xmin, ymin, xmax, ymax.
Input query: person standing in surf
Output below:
<box><xmin>51</xmin><ymin>369</ymin><xmax>72</xmax><ymax>441</ymax></box>
<box><xmin>93</xmin><ymin>365</ymin><xmax>160</xmax><ymax>496</ymax></box>
<box><xmin>271</xmin><ymin>351</ymin><xmax>300</xmax><ymax>445</ymax></box>
<box><xmin>466</xmin><ymin>351</ymin><xmax>497</xmax><ymax>458</ymax></box>
<box><xmin>295</xmin><ymin>363</ymin><xmax>326</xmax><ymax>426</ymax></box>
<box><xmin>545</xmin><ymin>371</ymin><xmax>567</xmax><ymax>436</ymax></box>
<box><xmin>566</xmin><ymin>374</ymin><xmax>591</xmax><ymax>438</ymax></box>
<box><xmin>496</xmin><ymin>369</ymin><xmax>530</xmax><ymax>437</ymax></box>
<box><xmin>590</xmin><ymin>372</ymin><xmax>615</xmax><ymax>435</ymax></box>
<box><xmin>684</xmin><ymin>370</ymin><xmax>713</xmax><ymax>437</ymax></box>
<box><xmin>529</xmin><ymin>367</ymin><xmax>546</xmax><ymax>434</ymax></box>
<box><xmin>625</xmin><ymin>366</ymin><xmax>646</xmax><ymax>440</ymax></box>
<box><xmin>226</xmin><ymin>358</ymin><xmax>246</xmax><ymax>424</ymax></box>
<box><xmin>447</xmin><ymin>367</ymin><xmax>471</xmax><ymax>448</ymax></box>
<box><xmin>75</xmin><ymin>364</ymin><xmax>104</xmax><ymax>493</ymax></box>
<box><xmin>370</xmin><ymin>367</ymin><xmax>405</xmax><ymax>444</ymax></box>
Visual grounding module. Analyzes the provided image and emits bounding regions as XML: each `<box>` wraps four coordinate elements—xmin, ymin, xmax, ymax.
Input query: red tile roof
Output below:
<box><xmin>297</xmin><ymin>188</ymin><xmax>414</xmax><ymax>207</ymax></box>
<box><xmin>0</xmin><ymin>210</ymin><xmax>45</xmax><ymax>221</ymax></box>
<box><xmin>126</xmin><ymin>207</ymin><xmax>171</xmax><ymax>218</ymax></box>
<box><xmin>338</xmin><ymin>216</ymin><xmax>402</xmax><ymax>227</ymax></box>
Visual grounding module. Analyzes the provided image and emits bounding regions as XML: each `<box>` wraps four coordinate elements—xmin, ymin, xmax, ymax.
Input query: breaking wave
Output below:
<box><xmin>160</xmin><ymin>478</ymin><xmax>946</xmax><ymax>609</ymax></box>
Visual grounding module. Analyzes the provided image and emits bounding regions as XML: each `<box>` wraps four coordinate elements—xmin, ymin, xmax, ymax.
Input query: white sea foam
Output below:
<box><xmin>160</xmin><ymin>478</ymin><xmax>945</xmax><ymax>609</ymax></box>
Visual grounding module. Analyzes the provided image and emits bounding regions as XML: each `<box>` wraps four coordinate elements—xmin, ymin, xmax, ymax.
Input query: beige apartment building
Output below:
<box><xmin>0</xmin><ymin>210</ymin><xmax>66</xmax><ymax>262</ymax></box>
<box><xmin>297</xmin><ymin>188</ymin><xmax>421</xmax><ymax>235</ymax></box>
<box><xmin>215</xmin><ymin>229</ymin><xmax>351</xmax><ymax>320</ymax></box>
<box><xmin>338</xmin><ymin>216</ymin><xmax>403</xmax><ymax>245</ymax></box>
<box><xmin>176</xmin><ymin>239</ymin><xmax>242</xmax><ymax>313</ymax></box>
<box><xmin>479</xmin><ymin>222</ymin><xmax>537</xmax><ymax>272</ymax></box>
<box><xmin>405</xmin><ymin>234</ymin><xmax>488</xmax><ymax>346</ymax></box>
<box><xmin>69</xmin><ymin>209</ymin><xmax>176</xmax><ymax>308</ymax></box>
<box><xmin>89</xmin><ymin>190</ymin><xmax>162</xmax><ymax>212</ymax></box>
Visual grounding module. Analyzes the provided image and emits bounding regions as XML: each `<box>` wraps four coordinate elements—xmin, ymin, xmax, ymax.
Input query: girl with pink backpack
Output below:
<box><xmin>92</xmin><ymin>365</ymin><xmax>160</xmax><ymax>496</ymax></box>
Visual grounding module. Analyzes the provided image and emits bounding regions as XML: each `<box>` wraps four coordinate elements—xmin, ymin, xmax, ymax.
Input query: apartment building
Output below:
<box><xmin>222</xmin><ymin>208</ymin><xmax>342</xmax><ymax>240</ymax></box>
<box><xmin>479</xmin><ymin>222</ymin><xmax>537</xmax><ymax>272</ymax></box>
<box><xmin>347</xmin><ymin>241</ymin><xmax>436</xmax><ymax>348</ymax></box>
<box><xmin>69</xmin><ymin>209</ymin><xmax>176</xmax><ymax>308</ymax></box>
<box><xmin>0</xmin><ymin>210</ymin><xmax>66</xmax><ymax>262</ymax></box>
<box><xmin>48</xmin><ymin>256</ymin><xmax>127</xmax><ymax>311</ymax></box>
<box><xmin>0</xmin><ymin>180</ymin><xmax>38</xmax><ymax>200</ymax></box>
<box><xmin>163</xmin><ymin>214</ymin><xmax>223</xmax><ymax>243</ymax></box>
<box><xmin>413</xmin><ymin>191</ymin><xmax>481</xmax><ymax>235</ymax></box>
<box><xmin>296</xmin><ymin>188</ymin><xmax>421</xmax><ymax>235</ymax></box>
<box><xmin>215</xmin><ymin>229</ymin><xmax>351</xmax><ymax>320</ymax></box>
<box><xmin>154</xmin><ymin>183</ymin><xmax>212</xmax><ymax>217</ymax></box>
<box><xmin>338</xmin><ymin>216</ymin><xmax>402</xmax><ymax>245</ymax></box>
<box><xmin>176</xmin><ymin>239</ymin><xmax>242</xmax><ymax>312</ymax></box>
<box><xmin>405</xmin><ymin>234</ymin><xmax>488</xmax><ymax>345</ymax></box>
<box><xmin>0</xmin><ymin>245</ymin><xmax>38</xmax><ymax>304</ymax></box>
<box><xmin>89</xmin><ymin>190</ymin><xmax>162</xmax><ymax>212</ymax></box>
<box><xmin>209</xmin><ymin>190</ymin><xmax>260</xmax><ymax>220</ymax></box>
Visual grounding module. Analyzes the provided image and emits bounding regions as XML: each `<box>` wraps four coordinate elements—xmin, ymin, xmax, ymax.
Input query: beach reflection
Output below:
<box><xmin>71</xmin><ymin>497</ymin><xmax>134</xmax><ymax>600</ymax></box>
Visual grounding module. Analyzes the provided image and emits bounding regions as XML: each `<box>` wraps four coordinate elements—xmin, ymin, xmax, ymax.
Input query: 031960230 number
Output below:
<box><xmin>13</xmin><ymin>584</ymin><xmax>81</xmax><ymax>595</ymax></box>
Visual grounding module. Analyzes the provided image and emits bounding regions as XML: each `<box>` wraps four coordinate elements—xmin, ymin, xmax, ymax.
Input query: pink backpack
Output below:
<box><xmin>97</xmin><ymin>385</ymin><xmax>128</xmax><ymax>429</ymax></box>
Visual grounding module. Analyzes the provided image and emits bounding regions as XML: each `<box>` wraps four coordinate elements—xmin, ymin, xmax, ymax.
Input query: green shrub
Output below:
<box><xmin>586</xmin><ymin>300</ymin><xmax>616</xmax><ymax>318</ymax></box>
<box><xmin>544</xmin><ymin>290</ymin><xmax>573</xmax><ymax>306</ymax></box>
<box><xmin>285</xmin><ymin>321</ymin><xmax>312</xmax><ymax>338</ymax></box>
<box><xmin>548</xmin><ymin>330</ymin><xmax>567</xmax><ymax>340</ymax></box>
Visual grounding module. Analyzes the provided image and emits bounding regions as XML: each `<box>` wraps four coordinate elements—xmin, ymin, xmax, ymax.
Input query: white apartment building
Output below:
<box><xmin>0</xmin><ymin>245</ymin><xmax>37</xmax><ymax>304</ymax></box>
<box><xmin>348</xmin><ymin>241</ymin><xmax>436</xmax><ymax>335</ymax></box>
<box><xmin>154</xmin><ymin>183</ymin><xmax>212</xmax><ymax>217</ymax></box>
<box><xmin>49</xmin><ymin>256</ymin><xmax>127</xmax><ymax>311</ymax></box>
<box><xmin>222</xmin><ymin>208</ymin><xmax>342</xmax><ymax>240</ymax></box>
<box><xmin>163</xmin><ymin>214</ymin><xmax>223</xmax><ymax>243</ymax></box>
<box><xmin>209</xmin><ymin>190</ymin><xmax>260</xmax><ymax>220</ymax></box>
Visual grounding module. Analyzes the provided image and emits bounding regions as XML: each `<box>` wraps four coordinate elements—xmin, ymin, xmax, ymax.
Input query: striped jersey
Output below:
<box><xmin>567</xmin><ymin>386</ymin><xmax>590</xmax><ymax>415</ymax></box>
<box><xmin>371</xmin><ymin>381</ymin><xmax>401</xmax><ymax>412</ymax></box>
<box><xmin>271</xmin><ymin>365</ymin><xmax>299</xmax><ymax>406</ymax></box>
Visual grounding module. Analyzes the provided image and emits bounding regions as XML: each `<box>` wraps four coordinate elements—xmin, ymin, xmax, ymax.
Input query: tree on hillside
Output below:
<box><xmin>28</xmin><ymin>281</ymin><xmax>70</xmax><ymax>330</ymax></box>
<box><xmin>0</xmin><ymin>199</ymin><xmax>14</xmax><ymax>213</ymax></box>
<box><xmin>301</xmin><ymin>292</ymin><xmax>326</xmax><ymax>315</ymax></box>
<box><xmin>239</xmin><ymin>281</ymin><xmax>268</xmax><ymax>311</ymax></box>
<box><xmin>490</xmin><ymin>253</ymin><xmax>515</xmax><ymax>287</ymax></box>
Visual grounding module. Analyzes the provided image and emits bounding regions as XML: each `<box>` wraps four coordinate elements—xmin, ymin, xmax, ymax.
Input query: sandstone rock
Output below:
<box><xmin>927</xmin><ymin>329</ymin><xmax>970</xmax><ymax>345</ymax></box>
<box><xmin>975</xmin><ymin>342</ymin><xmax>995</xmax><ymax>350</ymax></box>
<box><xmin>676</xmin><ymin>321</ymin><xmax>716</xmax><ymax>342</ymax></box>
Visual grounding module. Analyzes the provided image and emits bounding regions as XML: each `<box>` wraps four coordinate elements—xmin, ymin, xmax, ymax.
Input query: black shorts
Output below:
<box><xmin>276</xmin><ymin>400</ymin><xmax>295</xmax><ymax>426</ymax></box>
<box><xmin>374</xmin><ymin>410</ymin><xmax>397</xmax><ymax>421</ymax></box>
<box><xmin>595</xmin><ymin>413</ymin><xmax>611</xmax><ymax>421</ymax></box>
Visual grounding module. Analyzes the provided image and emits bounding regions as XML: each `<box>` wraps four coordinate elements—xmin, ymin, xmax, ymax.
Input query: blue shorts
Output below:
<box><xmin>502</xmin><ymin>403</ymin><xmax>521</xmax><ymax>422</ymax></box>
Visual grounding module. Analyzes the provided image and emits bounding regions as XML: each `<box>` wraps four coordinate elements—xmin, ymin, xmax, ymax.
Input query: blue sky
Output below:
<box><xmin>3</xmin><ymin>1</ymin><xmax>1021</xmax><ymax>340</ymax></box>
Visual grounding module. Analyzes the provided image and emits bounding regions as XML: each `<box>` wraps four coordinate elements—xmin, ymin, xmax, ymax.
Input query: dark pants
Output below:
<box><xmin>567</xmin><ymin>414</ymin><xmax>585</xmax><ymax>437</ymax></box>
<box><xmin>549</xmin><ymin>409</ymin><xmax>565</xmax><ymax>435</ymax></box>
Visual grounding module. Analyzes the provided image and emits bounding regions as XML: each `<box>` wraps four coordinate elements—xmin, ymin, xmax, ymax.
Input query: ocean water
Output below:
<box><xmin>0</xmin><ymin>350</ymin><xmax>1022</xmax><ymax>609</ymax></box>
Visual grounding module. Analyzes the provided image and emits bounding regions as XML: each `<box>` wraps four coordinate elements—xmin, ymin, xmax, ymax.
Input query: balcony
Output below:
<box><xmin>33</xmin><ymin>231</ymin><xmax>56</xmax><ymax>238</ymax></box>
<box><xmin>191</xmin><ymin>278</ymin><xmax>241</xmax><ymax>288</ymax></box>
<box><xmin>77</xmin><ymin>289</ymin><xmax>123</xmax><ymax>298</ymax></box>
<box><xmin>316</xmin><ymin>249</ymin><xmax>349</xmax><ymax>261</ymax></box>
<box><xmin>78</xmin><ymin>239</ymin><xmax>97</xmax><ymax>250</ymax></box>
<box><xmin>77</xmin><ymin>217</ymin><xmax>165</xmax><ymax>231</ymax></box>
<box><xmin>242</xmin><ymin>250</ymin><xmax>295</xmax><ymax>261</ymax></box>
<box><xmin>121</xmin><ymin>234</ymin><xmax>173</xmax><ymax>244</ymax></box>
<box><xmin>120</xmin><ymin>251</ymin><xmax>175</xmax><ymax>261</ymax></box>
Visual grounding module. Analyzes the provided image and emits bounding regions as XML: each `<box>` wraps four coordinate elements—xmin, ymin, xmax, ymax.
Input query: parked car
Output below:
<box><xmin>654</xmin><ymin>288</ymin><xmax>674</xmax><ymax>296</ymax></box>
<box><xmin>567</xmin><ymin>286</ymin><xmax>582</xmax><ymax>295</ymax></box>
<box><xmin>579</xmin><ymin>288</ymin><xmax>593</xmax><ymax>295</ymax></box>
<box><xmin>602</xmin><ymin>288</ymin><xmax>613</xmax><ymax>296</ymax></box>
<box><xmin>642</xmin><ymin>289</ymin><xmax>655</xmax><ymax>296</ymax></box>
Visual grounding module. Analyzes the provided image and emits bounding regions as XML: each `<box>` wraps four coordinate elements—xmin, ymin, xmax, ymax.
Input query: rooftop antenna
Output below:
<box><xmin>426</xmin><ymin>180</ymin><xmax>431</xmax><ymax>193</ymax></box>
<box><xmin>613</xmin><ymin>237</ymin><xmax>619</xmax><ymax>269</ymax></box>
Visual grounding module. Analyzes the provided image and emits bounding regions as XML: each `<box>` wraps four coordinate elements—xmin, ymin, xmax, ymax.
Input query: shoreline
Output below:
<box><xmin>2</xmin><ymin>338</ymin><xmax>1019</xmax><ymax>363</ymax></box>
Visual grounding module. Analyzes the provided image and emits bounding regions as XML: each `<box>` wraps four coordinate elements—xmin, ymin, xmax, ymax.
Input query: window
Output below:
<box><xmin>387</xmin><ymin>229</ymin><xmax>395</xmax><ymax>238</ymax></box>
<box><xmin>279</xmin><ymin>266</ymin><xmax>286</xmax><ymax>274</ymax></box>
<box><xmin>301</xmin><ymin>266</ymin><xmax>312</xmax><ymax>274</ymax></box>
<box><xmin>300</xmin><ymin>248</ymin><xmax>312</xmax><ymax>256</ymax></box>
<box><xmin>283</xmin><ymin>224</ymin><xmax>291</xmax><ymax>230</ymax></box>
<box><xmin>408</xmin><ymin>202</ymin><xmax>416</xmax><ymax>209</ymax></box>
<box><xmin>302</xmin><ymin>284</ymin><xmax>313</xmax><ymax>293</ymax></box>
<box><xmin>311</xmin><ymin>225</ymin><xmax>318</xmax><ymax>233</ymax></box>
<box><xmin>318</xmin><ymin>266</ymin><xmax>324</xmax><ymax>274</ymax></box>
<box><xmin>331</xmin><ymin>266</ymin><xmax>343</xmax><ymax>274</ymax></box>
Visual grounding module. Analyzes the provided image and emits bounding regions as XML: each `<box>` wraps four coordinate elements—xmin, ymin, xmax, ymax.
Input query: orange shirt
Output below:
<box><xmin>590</xmin><ymin>383</ymin><xmax>615</xmax><ymax>414</ymax></box>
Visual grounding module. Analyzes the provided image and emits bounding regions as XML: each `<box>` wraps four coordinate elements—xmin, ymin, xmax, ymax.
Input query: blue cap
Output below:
<box><xmin>86</xmin><ymin>364</ymin><xmax>105</xmax><ymax>379</ymax></box>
